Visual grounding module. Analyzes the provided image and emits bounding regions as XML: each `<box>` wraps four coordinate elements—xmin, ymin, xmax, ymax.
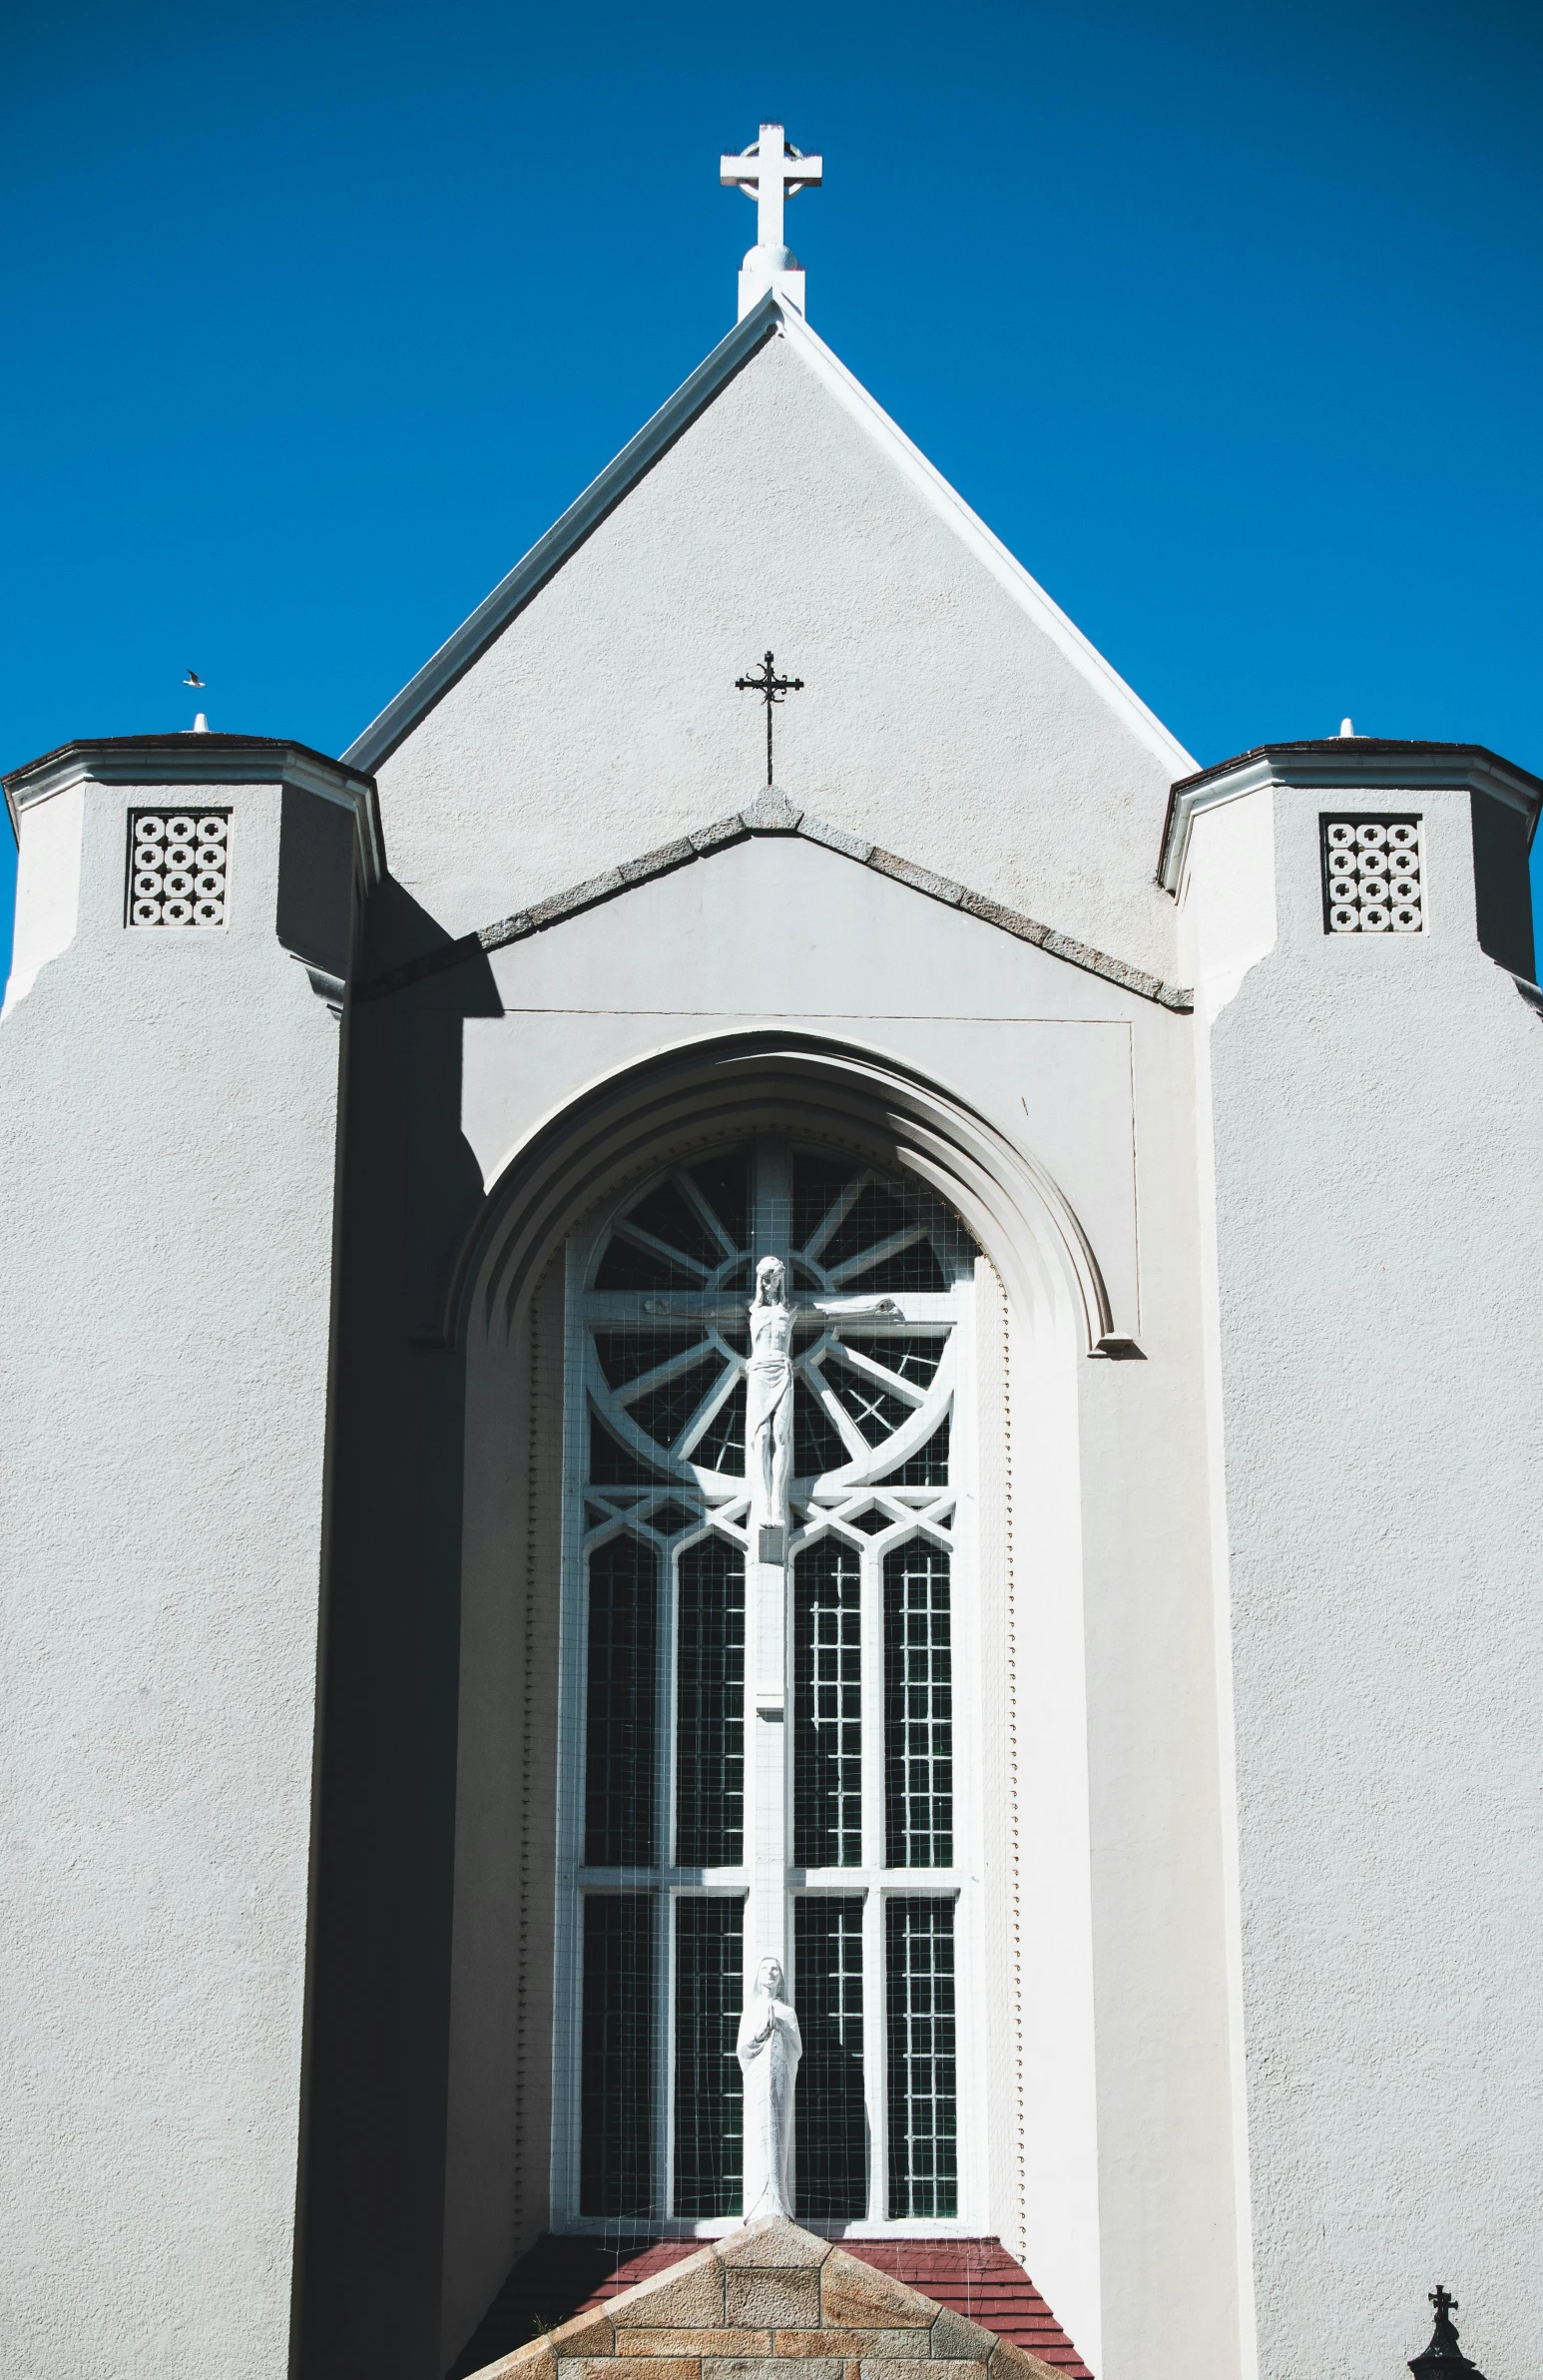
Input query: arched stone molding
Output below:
<box><xmin>444</xmin><ymin>1029</ymin><xmax>1115</xmax><ymax>1358</ymax></box>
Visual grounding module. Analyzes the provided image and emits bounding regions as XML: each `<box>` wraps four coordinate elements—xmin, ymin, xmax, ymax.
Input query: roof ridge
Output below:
<box><xmin>341</xmin><ymin>298</ymin><xmax>785</xmax><ymax>773</ymax></box>
<box><xmin>356</xmin><ymin>796</ymin><xmax>1193</xmax><ymax>1012</ymax></box>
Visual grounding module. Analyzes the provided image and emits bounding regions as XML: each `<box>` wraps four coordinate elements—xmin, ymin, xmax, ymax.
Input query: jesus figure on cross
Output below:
<box><xmin>746</xmin><ymin>1254</ymin><xmax>898</xmax><ymax>1560</ymax></box>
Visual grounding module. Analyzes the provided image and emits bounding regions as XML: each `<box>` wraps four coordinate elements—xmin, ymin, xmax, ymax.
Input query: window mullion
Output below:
<box><xmin>657</xmin><ymin>1887</ymin><xmax>673</xmax><ymax>2220</ymax></box>
<box><xmin>861</xmin><ymin>1535</ymin><xmax>887</xmax><ymax>2222</ymax></box>
<box><xmin>863</xmin><ymin>1881</ymin><xmax>887</xmax><ymax>2224</ymax></box>
<box><xmin>658</xmin><ymin>1537</ymin><xmax>678</xmax><ymax>2219</ymax></box>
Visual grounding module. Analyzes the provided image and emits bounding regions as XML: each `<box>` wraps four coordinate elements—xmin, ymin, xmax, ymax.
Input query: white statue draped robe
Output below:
<box><xmin>737</xmin><ymin>1957</ymin><xmax>802</xmax><ymax>2220</ymax></box>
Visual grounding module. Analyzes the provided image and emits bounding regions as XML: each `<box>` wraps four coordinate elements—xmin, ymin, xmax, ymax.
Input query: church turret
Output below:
<box><xmin>0</xmin><ymin>733</ymin><xmax>379</xmax><ymax>2378</ymax></box>
<box><xmin>1161</xmin><ymin>736</ymin><xmax>1543</xmax><ymax>2380</ymax></box>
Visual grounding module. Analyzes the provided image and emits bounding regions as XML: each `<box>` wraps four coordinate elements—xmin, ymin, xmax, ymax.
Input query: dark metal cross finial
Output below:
<box><xmin>736</xmin><ymin>650</ymin><xmax>803</xmax><ymax>786</ymax></box>
<box><xmin>1409</xmin><ymin>2282</ymin><xmax>1486</xmax><ymax>2380</ymax></box>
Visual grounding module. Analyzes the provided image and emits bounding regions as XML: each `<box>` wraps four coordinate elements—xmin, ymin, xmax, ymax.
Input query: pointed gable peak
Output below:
<box><xmin>343</xmin><ymin>292</ymin><xmax>1191</xmax><ymax>785</ymax></box>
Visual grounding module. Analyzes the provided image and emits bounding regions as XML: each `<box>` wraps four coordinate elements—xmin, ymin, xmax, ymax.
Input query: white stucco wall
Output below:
<box><xmin>372</xmin><ymin>330</ymin><xmax>1183</xmax><ymax>985</ymax></box>
<box><xmin>4</xmin><ymin>781</ymin><xmax>86</xmax><ymax>1014</ymax></box>
<box><xmin>1204</xmin><ymin>784</ymin><xmax>1543</xmax><ymax>2380</ymax></box>
<box><xmin>0</xmin><ymin>778</ymin><xmax>351</xmax><ymax>2377</ymax></box>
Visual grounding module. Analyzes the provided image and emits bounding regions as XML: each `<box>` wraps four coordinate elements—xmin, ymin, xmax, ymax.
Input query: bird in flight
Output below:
<box><xmin>184</xmin><ymin>669</ymin><xmax>205</xmax><ymax>688</ymax></box>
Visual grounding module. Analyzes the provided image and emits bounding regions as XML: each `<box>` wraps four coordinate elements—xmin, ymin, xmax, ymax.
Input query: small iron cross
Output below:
<box><xmin>736</xmin><ymin>650</ymin><xmax>803</xmax><ymax>786</ymax></box>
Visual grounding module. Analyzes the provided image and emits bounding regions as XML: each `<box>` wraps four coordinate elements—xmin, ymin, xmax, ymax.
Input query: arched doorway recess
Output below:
<box><xmin>439</xmin><ymin>1032</ymin><xmax>1105</xmax><ymax>2279</ymax></box>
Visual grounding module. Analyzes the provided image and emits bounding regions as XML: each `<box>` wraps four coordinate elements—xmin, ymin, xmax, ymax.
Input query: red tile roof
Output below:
<box><xmin>449</xmin><ymin>2234</ymin><xmax>1091</xmax><ymax>2380</ymax></box>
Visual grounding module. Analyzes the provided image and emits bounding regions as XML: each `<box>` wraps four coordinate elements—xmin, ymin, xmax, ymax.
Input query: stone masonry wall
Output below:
<box><xmin>470</xmin><ymin>2221</ymin><xmax>1059</xmax><ymax>2380</ymax></box>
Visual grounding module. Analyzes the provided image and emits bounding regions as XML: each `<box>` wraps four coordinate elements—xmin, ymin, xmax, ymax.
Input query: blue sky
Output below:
<box><xmin>3</xmin><ymin>0</ymin><xmax>1540</xmax><ymax>979</ymax></box>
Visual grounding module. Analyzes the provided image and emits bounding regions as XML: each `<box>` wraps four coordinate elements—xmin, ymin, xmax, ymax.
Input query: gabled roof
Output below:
<box><xmin>357</xmin><ymin>787</ymin><xmax>1193</xmax><ymax>1012</ymax></box>
<box><xmin>342</xmin><ymin>294</ymin><xmax>1194</xmax><ymax>783</ymax></box>
<box><xmin>449</xmin><ymin>2224</ymin><xmax>1091</xmax><ymax>2380</ymax></box>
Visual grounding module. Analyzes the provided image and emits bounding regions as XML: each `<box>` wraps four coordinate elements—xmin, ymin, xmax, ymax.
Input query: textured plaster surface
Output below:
<box><xmin>0</xmin><ymin>782</ymin><xmax>347</xmax><ymax>2376</ymax></box>
<box><xmin>4</xmin><ymin>782</ymin><xmax>85</xmax><ymax>1013</ymax></box>
<box><xmin>1208</xmin><ymin>786</ymin><xmax>1543</xmax><ymax>2380</ymax></box>
<box><xmin>372</xmin><ymin>332</ymin><xmax>1180</xmax><ymax>983</ymax></box>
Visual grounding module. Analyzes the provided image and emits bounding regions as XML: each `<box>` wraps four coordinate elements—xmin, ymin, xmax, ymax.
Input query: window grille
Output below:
<box><xmin>686</xmin><ymin>1150</ymin><xmax>752</xmax><ymax>1253</ymax></box>
<box><xmin>794</xmin><ymin>1895</ymin><xmax>866</xmax><ymax>2218</ymax></box>
<box><xmin>127</xmin><ymin>809</ymin><xmax>231</xmax><ymax>928</ymax></box>
<box><xmin>625</xmin><ymin>1179</ymin><xmax>725</xmax><ymax>1269</ymax></box>
<box><xmin>839</xmin><ymin>1333</ymin><xmax>946</xmax><ymax>1389</ymax></box>
<box><xmin>886</xmin><ymin>1897</ymin><xmax>957</xmax><ymax>2218</ymax></box>
<box><xmin>563</xmin><ymin>1140</ymin><xmax>974</xmax><ymax>2227</ymax></box>
<box><xmin>676</xmin><ymin>1539</ymin><xmax>745</xmax><ymax>1869</ymax></box>
<box><xmin>885</xmin><ymin>1542</ymin><xmax>953</xmax><ymax>1868</ymax></box>
<box><xmin>794</xmin><ymin>1374</ymin><xmax>849</xmax><ymax>1476</ymax></box>
<box><xmin>589</xmin><ymin>1412</ymin><xmax>669</xmax><ymax>1488</ymax></box>
<box><xmin>593</xmin><ymin>1328</ymin><xmax>707</xmax><ymax>1389</ymax></box>
<box><xmin>580</xmin><ymin>1894</ymin><xmax>655</xmax><ymax>2216</ymax></box>
<box><xmin>674</xmin><ymin>1896</ymin><xmax>745</xmax><ymax>2218</ymax></box>
<box><xmin>1321</xmin><ymin>816</ymin><xmax>1423</xmax><ymax>934</ymax></box>
<box><xmin>693</xmin><ymin>1377</ymin><xmax>748</xmax><ymax>1475</ymax></box>
<box><xmin>585</xmin><ymin>1537</ymin><xmax>658</xmax><ymax>1867</ymax></box>
<box><xmin>824</xmin><ymin>1352</ymin><xmax>913</xmax><ymax>1446</ymax></box>
<box><xmin>631</xmin><ymin>1353</ymin><xmax>724</xmax><ymax>1452</ymax></box>
<box><xmin>793</xmin><ymin>1542</ymin><xmax>863</xmax><ymax>1868</ymax></box>
<box><xmin>815</xmin><ymin>1175</ymin><xmax>918</xmax><ymax>1271</ymax></box>
<box><xmin>879</xmin><ymin>1413</ymin><xmax>950</xmax><ymax>1488</ymax></box>
<box><xmin>594</xmin><ymin>1236</ymin><xmax>704</xmax><ymax>1291</ymax></box>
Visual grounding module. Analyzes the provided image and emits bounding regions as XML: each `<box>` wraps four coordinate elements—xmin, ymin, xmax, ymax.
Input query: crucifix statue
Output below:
<box><xmin>736</xmin><ymin>652</ymin><xmax>802</xmax><ymax>787</ymax></box>
<box><xmin>746</xmin><ymin>1254</ymin><xmax>898</xmax><ymax>1563</ymax></box>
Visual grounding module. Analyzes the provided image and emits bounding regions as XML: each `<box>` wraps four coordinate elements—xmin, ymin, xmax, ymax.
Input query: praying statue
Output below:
<box><xmin>737</xmin><ymin>1955</ymin><xmax>802</xmax><ymax>2221</ymax></box>
<box><xmin>746</xmin><ymin>1255</ymin><xmax>899</xmax><ymax>1558</ymax></box>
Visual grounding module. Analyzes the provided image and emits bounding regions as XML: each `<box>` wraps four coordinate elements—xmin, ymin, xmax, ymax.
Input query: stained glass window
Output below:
<box><xmin>585</xmin><ymin>1537</ymin><xmax>657</xmax><ymax>1867</ymax></box>
<box><xmin>793</xmin><ymin>1542</ymin><xmax>862</xmax><ymax>1868</ymax></box>
<box><xmin>693</xmin><ymin>1376</ymin><xmax>747</xmax><ymax>1475</ymax></box>
<box><xmin>794</xmin><ymin>1896</ymin><xmax>866</xmax><ymax>2218</ymax></box>
<box><xmin>794</xmin><ymin>1373</ymin><xmax>848</xmax><ymax>1476</ymax></box>
<box><xmin>878</xmin><ymin>1413</ymin><xmax>951</xmax><ymax>1488</ymax></box>
<box><xmin>885</xmin><ymin>1541</ymin><xmax>953</xmax><ymax>1868</ymax></box>
<box><xmin>674</xmin><ymin>1896</ymin><xmax>745</xmax><ymax>2218</ymax></box>
<box><xmin>567</xmin><ymin>1139</ymin><xmax>974</xmax><ymax>2225</ymax></box>
<box><xmin>580</xmin><ymin>1895</ymin><xmax>655</xmax><ymax>2216</ymax></box>
<box><xmin>886</xmin><ymin>1897</ymin><xmax>957</xmax><ymax>2218</ymax></box>
<box><xmin>824</xmin><ymin>1352</ymin><xmax>913</xmax><ymax>1447</ymax></box>
<box><xmin>676</xmin><ymin>1539</ymin><xmax>745</xmax><ymax>1868</ymax></box>
<box><xmin>631</xmin><ymin>1353</ymin><xmax>723</xmax><ymax>1453</ymax></box>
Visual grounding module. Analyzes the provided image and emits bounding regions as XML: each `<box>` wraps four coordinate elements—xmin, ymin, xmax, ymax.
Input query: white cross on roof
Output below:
<box><xmin>720</xmin><ymin>123</ymin><xmax>822</xmax><ymax>257</ymax></box>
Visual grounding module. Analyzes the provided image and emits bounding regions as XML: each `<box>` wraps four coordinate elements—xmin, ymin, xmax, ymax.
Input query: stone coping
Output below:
<box><xmin>357</xmin><ymin>791</ymin><xmax>1192</xmax><ymax>1013</ymax></box>
<box><xmin>466</xmin><ymin>2221</ymin><xmax>1062</xmax><ymax>2380</ymax></box>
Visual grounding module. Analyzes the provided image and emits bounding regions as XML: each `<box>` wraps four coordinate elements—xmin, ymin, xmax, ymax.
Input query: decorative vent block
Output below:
<box><xmin>1322</xmin><ymin>816</ymin><xmax>1423</xmax><ymax>934</ymax></box>
<box><xmin>127</xmin><ymin>810</ymin><xmax>231</xmax><ymax>928</ymax></box>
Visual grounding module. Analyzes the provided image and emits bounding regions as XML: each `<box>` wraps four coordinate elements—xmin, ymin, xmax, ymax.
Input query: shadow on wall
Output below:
<box><xmin>296</xmin><ymin>877</ymin><xmax>502</xmax><ymax>2380</ymax></box>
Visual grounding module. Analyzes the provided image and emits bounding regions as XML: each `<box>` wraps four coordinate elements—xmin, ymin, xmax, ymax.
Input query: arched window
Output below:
<box><xmin>555</xmin><ymin>1138</ymin><xmax>977</xmax><ymax>2230</ymax></box>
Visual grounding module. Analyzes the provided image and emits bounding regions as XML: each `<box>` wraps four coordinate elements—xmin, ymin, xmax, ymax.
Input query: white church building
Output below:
<box><xmin>2</xmin><ymin>128</ymin><xmax>1540</xmax><ymax>2380</ymax></box>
